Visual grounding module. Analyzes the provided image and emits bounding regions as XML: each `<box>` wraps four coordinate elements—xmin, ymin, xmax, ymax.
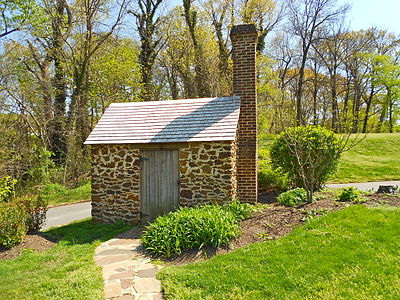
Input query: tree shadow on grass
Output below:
<box><xmin>43</xmin><ymin>218</ymin><xmax>131</xmax><ymax>246</ymax></box>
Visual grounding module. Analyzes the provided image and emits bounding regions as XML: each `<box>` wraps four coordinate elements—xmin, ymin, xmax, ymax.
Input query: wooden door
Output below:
<box><xmin>140</xmin><ymin>150</ymin><xmax>180</xmax><ymax>222</ymax></box>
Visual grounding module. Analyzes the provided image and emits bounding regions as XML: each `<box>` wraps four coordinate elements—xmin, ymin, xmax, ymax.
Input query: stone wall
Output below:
<box><xmin>91</xmin><ymin>141</ymin><xmax>237</xmax><ymax>224</ymax></box>
<box><xmin>91</xmin><ymin>144</ymin><xmax>141</xmax><ymax>224</ymax></box>
<box><xmin>179</xmin><ymin>141</ymin><xmax>237</xmax><ymax>206</ymax></box>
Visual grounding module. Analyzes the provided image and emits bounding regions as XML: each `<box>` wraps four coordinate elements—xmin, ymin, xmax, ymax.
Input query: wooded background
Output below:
<box><xmin>0</xmin><ymin>0</ymin><xmax>399</xmax><ymax>191</ymax></box>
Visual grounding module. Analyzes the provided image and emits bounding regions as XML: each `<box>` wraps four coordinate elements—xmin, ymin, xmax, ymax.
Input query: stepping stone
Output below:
<box><xmin>104</xmin><ymin>281</ymin><xmax>121</xmax><ymax>299</ymax></box>
<box><xmin>137</xmin><ymin>267</ymin><xmax>157</xmax><ymax>278</ymax></box>
<box><xmin>113</xmin><ymin>296</ymin><xmax>134</xmax><ymax>300</ymax></box>
<box><xmin>109</xmin><ymin>270</ymin><xmax>134</xmax><ymax>280</ymax></box>
<box><xmin>134</xmin><ymin>278</ymin><xmax>161</xmax><ymax>293</ymax></box>
<box><xmin>137</xmin><ymin>263</ymin><xmax>156</xmax><ymax>271</ymax></box>
<box><xmin>152</xmin><ymin>294</ymin><xmax>164</xmax><ymax>300</ymax></box>
<box><xmin>120</xmin><ymin>278</ymin><xmax>133</xmax><ymax>289</ymax></box>
<box><xmin>109</xmin><ymin>239</ymin><xmax>141</xmax><ymax>246</ymax></box>
<box><xmin>95</xmin><ymin>255</ymin><xmax>132</xmax><ymax>266</ymax></box>
<box><xmin>96</xmin><ymin>249</ymin><xmax>134</xmax><ymax>256</ymax></box>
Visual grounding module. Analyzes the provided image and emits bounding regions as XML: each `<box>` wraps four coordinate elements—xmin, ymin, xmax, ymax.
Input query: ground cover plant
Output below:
<box><xmin>141</xmin><ymin>202</ymin><xmax>254</xmax><ymax>258</ymax></box>
<box><xmin>277</xmin><ymin>188</ymin><xmax>307</xmax><ymax>207</ymax></box>
<box><xmin>159</xmin><ymin>205</ymin><xmax>400</xmax><ymax>299</ymax></box>
<box><xmin>0</xmin><ymin>219</ymin><xmax>129</xmax><ymax>300</ymax></box>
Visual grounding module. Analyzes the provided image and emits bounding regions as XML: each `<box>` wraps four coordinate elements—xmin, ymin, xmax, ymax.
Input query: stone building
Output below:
<box><xmin>84</xmin><ymin>24</ymin><xmax>258</xmax><ymax>224</ymax></box>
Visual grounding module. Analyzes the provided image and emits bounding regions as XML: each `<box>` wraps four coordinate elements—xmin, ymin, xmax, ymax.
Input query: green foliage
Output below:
<box><xmin>338</xmin><ymin>187</ymin><xmax>364</xmax><ymax>203</ymax></box>
<box><xmin>0</xmin><ymin>202</ymin><xmax>27</xmax><ymax>248</ymax></box>
<box><xmin>223</xmin><ymin>200</ymin><xmax>254</xmax><ymax>221</ymax></box>
<box><xmin>141</xmin><ymin>204</ymin><xmax>250</xmax><ymax>258</ymax></box>
<box><xmin>17</xmin><ymin>195</ymin><xmax>48</xmax><ymax>231</ymax></box>
<box><xmin>40</xmin><ymin>182</ymin><xmax>90</xmax><ymax>206</ymax></box>
<box><xmin>0</xmin><ymin>194</ymin><xmax>48</xmax><ymax>248</ymax></box>
<box><xmin>277</xmin><ymin>188</ymin><xmax>307</xmax><ymax>207</ymax></box>
<box><xmin>0</xmin><ymin>176</ymin><xmax>17</xmax><ymax>202</ymax></box>
<box><xmin>258</xmin><ymin>167</ymin><xmax>288</xmax><ymax>191</ymax></box>
<box><xmin>270</xmin><ymin>126</ymin><xmax>343</xmax><ymax>195</ymax></box>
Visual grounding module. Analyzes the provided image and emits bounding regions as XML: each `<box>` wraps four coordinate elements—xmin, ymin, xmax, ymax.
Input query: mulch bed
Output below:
<box><xmin>166</xmin><ymin>191</ymin><xmax>400</xmax><ymax>265</ymax></box>
<box><xmin>0</xmin><ymin>232</ymin><xmax>56</xmax><ymax>260</ymax></box>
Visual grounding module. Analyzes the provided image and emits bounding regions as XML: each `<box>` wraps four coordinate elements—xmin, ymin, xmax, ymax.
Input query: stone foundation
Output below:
<box><xmin>91</xmin><ymin>141</ymin><xmax>237</xmax><ymax>224</ymax></box>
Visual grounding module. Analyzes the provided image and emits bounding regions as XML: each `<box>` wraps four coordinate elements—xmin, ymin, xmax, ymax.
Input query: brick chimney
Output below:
<box><xmin>230</xmin><ymin>24</ymin><xmax>258</xmax><ymax>203</ymax></box>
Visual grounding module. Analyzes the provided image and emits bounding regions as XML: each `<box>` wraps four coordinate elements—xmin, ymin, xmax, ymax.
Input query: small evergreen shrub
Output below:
<box><xmin>277</xmin><ymin>188</ymin><xmax>308</xmax><ymax>207</ymax></box>
<box><xmin>141</xmin><ymin>203</ymin><xmax>251</xmax><ymax>258</ymax></box>
<box><xmin>0</xmin><ymin>202</ymin><xmax>27</xmax><ymax>248</ymax></box>
<box><xmin>338</xmin><ymin>187</ymin><xmax>363</xmax><ymax>203</ymax></box>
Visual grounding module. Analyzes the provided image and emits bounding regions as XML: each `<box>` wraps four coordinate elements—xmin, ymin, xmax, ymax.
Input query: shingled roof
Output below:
<box><xmin>84</xmin><ymin>96</ymin><xmax>240</xmax><ymax>145</ymax></box>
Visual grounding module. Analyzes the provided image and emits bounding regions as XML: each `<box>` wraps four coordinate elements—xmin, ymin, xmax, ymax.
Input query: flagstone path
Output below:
<box><xmin>94</xmin><ymin>237</ymin><xmax>163</xmax><ymax>300</ymax></box>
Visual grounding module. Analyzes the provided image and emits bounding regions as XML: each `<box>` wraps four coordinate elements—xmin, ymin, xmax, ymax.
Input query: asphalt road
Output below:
<box><xmin>42</xmin><ymin>201</ymin><xmax>92</xmax><ymax>230</ymax></box>
<box><xmin>41</xmin><ymin>180</ymin><xmax>399</xmax><ymax>230</ymax></box>
<box><xmin>326</xmin><ymin>181</ymin><xmax>400</xmax><ymax>192</ymax></box>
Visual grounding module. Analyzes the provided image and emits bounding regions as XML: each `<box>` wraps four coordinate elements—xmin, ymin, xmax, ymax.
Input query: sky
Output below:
<box><xmin>342</xmin><ymin>0</ymin><xmax>399</xmax><ymax>33</ymax></box>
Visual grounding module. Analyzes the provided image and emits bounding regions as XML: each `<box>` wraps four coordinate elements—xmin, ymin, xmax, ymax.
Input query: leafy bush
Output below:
<box><xmin>0</xmin><ymin>195</ymin><xmax>48</xmax><ymax>248</ymax></box>
<box><xmin>258</xmin><ymin>167</ymin><xmax>288</xmax><ymax>191</ymax></box>
<box><xmin>0</xmin><ymin>202</ymin><xmax>27</xmax><ymax>248</ymax></box>
<box><xmin>18</xmin><ymin>195</ymin><xmax>48</xmax><ymax>231</ymax></box>
<box><xmin>270</xmin><ymin>126</ymin><xmax>343</xmax><ymax>201</ymax></box>
<box><xmin>224</xmin><ymin>200</ymin><xmax>254</xmax><ymax>221</ymax></box>
<box><xmin>338</xmin><ymin>187</ymin><xmax>363</xmax><ymax>203</ymax></box>
<box><xmin>277</xmin><ymin>188</ymin><xmax>308</xmax><ymax>207</ymax></box>
<box><xmin>0</xmin><ymin>176</ymin><xmax>17</xmax><ymax>203</ymax></box>
<box><xmin>141</xmin><ymin>204</ymin><xmax>250</xmax><ymax>258</ymax></box>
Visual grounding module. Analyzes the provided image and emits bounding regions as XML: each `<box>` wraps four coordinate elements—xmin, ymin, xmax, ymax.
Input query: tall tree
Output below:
<box><xmin>183</xmin><ymin>0</ymin><xmax>211</xmax><ymax>97</ymax></box>
<box><xmin>288</xmin><ymin>0</ymin><xmax>349</xmax><ymax>125</ymax></box>
<box><xmin>130</xmin><ymin>0</ymin><xmax>164</xmax><ymax>101</ymax></box>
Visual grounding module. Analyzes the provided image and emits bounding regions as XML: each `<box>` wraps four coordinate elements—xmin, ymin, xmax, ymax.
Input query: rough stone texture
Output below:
<box><xmin>92</xmin><ymin>144</ymin><xmax>141</xmax><ymax>224</ymax></box>
<box><xmin>230</xmin><ymin>24</ymin><xmax>258</xmax><ymax>203</ymax></box>
<box><xmin>179</xmin><ymin>141</ymin><xmax>237</xmax><ymax>206</ymax></box>
<box><xmin>91</xmin><ymin>140</ymin><xmax>237</xmax><ymax>224</ymax></box>
<box><xmin>95</xmin><ymin>236</ymin><xmax>164</xmax><ymax>300</ymax></box>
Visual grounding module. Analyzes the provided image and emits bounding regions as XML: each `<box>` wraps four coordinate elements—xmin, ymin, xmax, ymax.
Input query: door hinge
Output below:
<box><xmin>177</xmin><ymin>179</ymin><xmax>181</xmax><ymax>185</ymax></box>
<box><xmin>139</xmin><ymin>156</ymin><xmax>149</xmax><ymax>162</ymax></box>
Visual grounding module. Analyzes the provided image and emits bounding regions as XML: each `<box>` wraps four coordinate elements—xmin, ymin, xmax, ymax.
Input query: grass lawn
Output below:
<box><xmin>159</xmin><ymin>205</ymin><xmax>400</xmax><ymax>299</ymax></box>
<box><xmin>42</xmin><ymin>182</ymin><xmax>91</xmax><ymax>206</ymax></box>
<box><xmin>0</xmin><ymin>219</ymin><xmax>129</xmax><ymax>300</ymax></box>
<box><xmin>259</xmin><ymin>133</ymin><xmax>400</xmax><ymax>183</ymax></box>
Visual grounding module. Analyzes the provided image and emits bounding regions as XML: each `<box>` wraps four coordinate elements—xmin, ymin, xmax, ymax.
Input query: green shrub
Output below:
<box><xmin>277</xmin><ymin>188</ymin><xmax>308</xmax><ymax>207</ymax></box>
<box><xmin>270</xmin><ymin>126</ymin><xmax>343</xmax><ymax>201</ymax></box>
<box><xmin>141</xmin><ymin>204</ymin><xmax>245</xmax><ymax>258</ymax></box>
<box><xmin>0</xmin><ymin>194</ymin><xmax>48</xmax><ymax>248</ymax></box>
<box><xmin>224</xmin><ymin>200</ymin><xmax>254</xmax><ymax>221</ymax></box>
<box><xmin>258</xmin><ymin>167</ymin><xmax>288</xmax><ymax>191</ymax></box>
<box><xmin>338</xmin><ymin>187</ymin><xmax>363</xmax><ymax>203</ymax></box>
<box><xmin>0</xmin><ymin>202</ymin><xmax>27</xmax><ymax>248</ymax></box>
<box><xmin>18</xmin><ymin>195</ymin><xmax>48</xmax><ymax>231</ymax></box>
<box><xmin>0</xmin><ymin>176</ymin><xmax>17</xmax><ymax>203</ymax></box>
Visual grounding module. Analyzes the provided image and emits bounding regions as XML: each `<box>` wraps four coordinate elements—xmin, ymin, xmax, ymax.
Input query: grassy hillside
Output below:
<box><xmin>259</xmin><ymin>133</ymin><xmax>400</xmax><ymax>184</ymax></box>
